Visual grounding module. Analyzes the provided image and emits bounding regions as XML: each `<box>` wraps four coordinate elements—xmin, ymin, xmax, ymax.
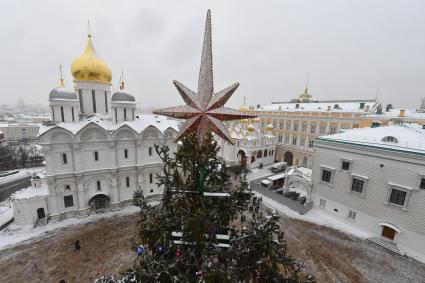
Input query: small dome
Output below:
<box><xmin>240</xmin><ymin>118</ymin><xmax>249</xmax><ymax>123</ymax></box>
<box><xmin>71</xmin><ymin>34</ymin><xmax>112</xmax><ymax>83</ymax></box>
<box><xmin>239</xmin><ymin>105</ymin><xmax>249</xmax><ymax>112</ymax></box>
<box><xmin>111</xmin><ymin>91</ymin><xmax>135</xmax><ymax>102</ymax></box>
<box><xmin>252</xmin><ymin>117</ymin><xmax>261</xmax><ymax>123</ymax></box>
<box><xmin>49</xmin><ymin>87</ymin><xmax>77</xmax><ymax>101</ymax></box>
<box><xmin>247</xmin><ymin>124</ymin><xmax>255</xmax><ymax>131</ymax></box>
<box><xmin>266</xmin><ymin>123</ymin><xmax>273</xmax><ymax>130</ymax></box>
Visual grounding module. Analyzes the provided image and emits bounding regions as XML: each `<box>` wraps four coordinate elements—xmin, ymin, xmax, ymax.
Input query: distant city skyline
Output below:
<box><xmin>1</xmin><ymin>0</ymin><xmax>424</xmax><ymax>109</ymax></box>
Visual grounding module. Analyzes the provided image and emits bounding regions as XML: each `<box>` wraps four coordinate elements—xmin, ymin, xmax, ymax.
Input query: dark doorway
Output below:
<box><xmin>382</xmin><ymin>226</ymin><xmax>396</xmax><ymax>240</ymax></box>
<box><xmin>237</xmin><ymin>150</ymin><xmax>247</xmax><ymax>168</ymax></box>
<box><xmin>89</xmin><ymin>194</ymin><xmax>110</xmax><ymax>210</ymax></box>
<box><xmin>284</xmin><ymin>151</ymin><xmax>294</xmax><ymax>166</ymax></box>
<box><xmin>36</xmin><ymin>208</ymin><xmax>45</xmax><ymax>219</ymax></box>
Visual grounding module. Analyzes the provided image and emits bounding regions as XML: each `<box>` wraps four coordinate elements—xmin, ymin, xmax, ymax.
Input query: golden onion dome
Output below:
<box><xmin>266</xmin><ymin>123</ymin><xmax>274</xmax><ymax>130</ymax></box>
<box><xmin>71</xmin><ymin>33</ymin><xmax>112</xmax><ymax>83</ymax></box>
<box><xmin>240</xmin><ymin>118</ymin><xmax>249</xmax><ymax>123</ymax></box>
<box><xmin>252</xmin><ymin>117</ymin><xmax>261</xmax><ymax>123</ymax></box>
<box><xmin>239</xmin><ymin>105</ymin><xmax>249</xmax><ymax>112</ymax></box>
<box><xmin>247</xmin><ymin>124</ymin><xmax>255</xmax><ymax>131</ymax></box>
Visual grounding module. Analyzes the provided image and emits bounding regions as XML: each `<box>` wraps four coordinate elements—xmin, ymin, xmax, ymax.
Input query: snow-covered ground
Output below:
<box><xmin>0</xmin><ymin>201</ymin><xmax>13</xmax><ymax>228</ymax></box>
<box><xmin>0</xmin><ymin>167</ymin><xmax>45</xmax><ymax>185</ymax></box>
<box><xmin>0</xmin><ymin>205</ymin><xmax>139</xmax><ymax>251</ymax></box>
<box><xmin>255</xmin><ymin>191</ymin><xmax>372</xmax><ymax>239</ymax></box>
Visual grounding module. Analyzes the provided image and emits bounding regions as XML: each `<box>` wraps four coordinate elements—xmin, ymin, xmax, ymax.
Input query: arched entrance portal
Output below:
<box><xmin>89</xmin><ymin>194</ymin><xmax>110</xmax><ymax>210</ymax></box>
<box><xmin>37</xmin><ymin>208</ymin><xmax>45</xmax><ymax>219</ymax></box>
<box><xmin>237</xmin><ymin>150</ymin><xmax>247</xmax><ymax>168</ymax></box>
<box><xmin>284</xmin><ymin>151</ymin><xmax>294</xmax><ymax>166</ymax></box>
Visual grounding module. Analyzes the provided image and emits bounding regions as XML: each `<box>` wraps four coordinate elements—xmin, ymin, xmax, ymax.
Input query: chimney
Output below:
<box><xmin>359</xmin><ymin>102</ymin><xmax>365</xmax><ymax>109</ymax></box>
<box><xmin>399</xmin><ymin>109</ymin><xmax>406</xmax><ymax>117</ymax></box>
<box><xmin>327</xmin><ymin>105</ymin><xmax>331</xmax><ymax>111</ymax></box>
<box><xmin>386</xmin><ymin>104</ymin><xmax>393</xmax><ymax>112</ymax></box>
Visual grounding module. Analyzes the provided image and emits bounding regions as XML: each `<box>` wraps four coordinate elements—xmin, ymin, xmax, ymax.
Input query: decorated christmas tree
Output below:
<box><xmin>96</xmin><ymin>10</ymin><xmax>313</xmax><ymax>283</ymax></box>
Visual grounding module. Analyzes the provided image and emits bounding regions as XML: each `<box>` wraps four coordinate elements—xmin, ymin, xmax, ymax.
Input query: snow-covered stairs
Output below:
<box><xmin>367</xmin><ymin>237</ymin><xmax>404</xmax><ymax>256</ymax></box>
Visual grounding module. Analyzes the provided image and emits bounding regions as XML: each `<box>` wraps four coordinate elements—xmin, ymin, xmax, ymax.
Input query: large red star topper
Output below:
<box><xmin>153</xmin><ymin>10</ymin><xmax>256</xmax><ymax>145</ymax></box>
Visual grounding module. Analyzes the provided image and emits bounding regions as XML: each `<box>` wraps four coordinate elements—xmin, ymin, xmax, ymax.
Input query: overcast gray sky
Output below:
<box><xmin>1</xmin><ymin>0</ymin><xmax>424</xmax><ymax>109</ymax></box>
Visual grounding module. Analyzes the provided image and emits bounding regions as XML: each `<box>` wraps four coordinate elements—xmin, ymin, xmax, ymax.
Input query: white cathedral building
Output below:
<box><xmin>11</xmin><ymin>33</ymin><xmax>179</xmax><ymax>226</ymax></box>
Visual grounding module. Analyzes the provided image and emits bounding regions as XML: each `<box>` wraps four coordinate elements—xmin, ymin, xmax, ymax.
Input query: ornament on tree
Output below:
<box><xmin>136</xmin><ymin>245</ymin><xmax>144</xmax><ymax>256</ymax></box>
<box><xmin>176</xmin><ymin>248</ymin><xmax>182</xmax><ymax>258</ymax></box>
<box><xmin>153</xmin><ymin>10</ymin><xmax>256</xmax><ymax>146</ymax></box>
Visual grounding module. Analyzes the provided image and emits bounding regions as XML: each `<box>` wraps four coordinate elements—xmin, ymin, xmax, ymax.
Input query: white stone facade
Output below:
<box><xmin>311</xmin><ymin>124</ymin><xmax>425</xmax><ymax>259</ymax></box>
<box><xmin>12</xmin><ymin>117</ymin><xmax>178</xmax><ymax>225</ymax></box>
<box><xmin>218</xmin><ymin>120</ymin><xmax>277</xmax><ymax>169</ymax></box>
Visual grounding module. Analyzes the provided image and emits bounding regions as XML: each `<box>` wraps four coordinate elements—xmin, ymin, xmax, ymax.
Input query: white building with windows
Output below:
<box><xmin>312</xmin><ymin>123</ymin><xmax>425</xmax><ymax>259</ymax></box>
<box><xmin>10</xmin><ymin>32</ymin><xmax>179</xmax><ymax>226</ymax></box>
<box><xmin>218</xmin><ymin>116</ymin><xmax>277</xmax><ymax>169</ymax></box>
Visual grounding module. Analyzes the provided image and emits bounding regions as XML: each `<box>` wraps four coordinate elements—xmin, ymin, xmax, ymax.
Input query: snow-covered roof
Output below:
<box><xmin>317</xmin><ymin>123</ymin><xmax>425</xmax><ymax>155</ymax></box>
<box><xmin>365</xmin><ymin>109</ymin><xmax>425</xmax><ymax>120</ymax></box>
<box><xmin>257</xmin><ymin>99</ymin><xmax>378</xmax><ymax>113</ymax></box>
<box><xmin>39</xmin><ymin>113</ymin><xmax>180</xmax><ymax>136</ymax></box>
<box><xmin>11</xmin><ymin>185</ymin><xmax>49</xmax><ymax>200</ymax></box>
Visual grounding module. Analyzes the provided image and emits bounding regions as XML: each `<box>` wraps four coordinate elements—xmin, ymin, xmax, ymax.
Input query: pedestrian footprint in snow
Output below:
<box><xmin>75</xmin><ymin>239</ymin><xmax>81</xmax><ymax>251</ymax></box>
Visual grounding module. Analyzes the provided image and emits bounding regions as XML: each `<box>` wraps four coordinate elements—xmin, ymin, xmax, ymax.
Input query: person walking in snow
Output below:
<box><xmin>75</xmin><ymin>239</ymin><xmax>81</xmax><ymax>251</ymax></box>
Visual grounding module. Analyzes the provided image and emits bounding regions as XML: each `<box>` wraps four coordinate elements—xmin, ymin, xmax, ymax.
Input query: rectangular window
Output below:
<box><xmin>279</xmin><ymin>122</ymin><xmax>283</xmax><ymax>130</ymax></box>
<box><xmin>78</xmin><ymin>89</ymin><xmax>84</xmax><ymax>113</ymax></box>
<box><xmin>286</xmin><ymin>121</ymin><xmax>291</xmax><ymax>131</ymax></box>
<box><xmin>149</xmin><ymin>173</ymin><xmax>153</xmax><ymax>184</ymax></box>
<box><xmin>71</xmin><ymin>107</ymin><xmax>75</xmax><ymax>122</ymax></box>
<box><xmin>64</xmin><ymin>195</ymin><xmax>74</xmax><ymax>208</ymax></box>
<box><xmin>319</xmin><ymin>125</ymin><xmax>327</xmax><ymax>134</ymax></box>
<box><xmin>329</xmin><ymin>125</ymin><xmax>337</xmax><ymax>134</ymax></box>
<box><xmin>51</xmin><ymin>106</ymin><xmax>55</xmax><ymax>120</ymax></box>
<box><xmin>284</xmin><ymin>136</ymin><xmax>290</xmax><ymax>144</ymax></box>
<box><xmin>321</xmin><ymin>169</ymin><xmax>332</xmax><ymax>183</ymax></box>
<box><xmin>278</xmin><ymin>135</ymin><xmax>282</xmax><ymax>143</ymax></box>
<box><xmin>97</xmin><ymin>180</ymin><xmax>101</xmax><ymax>191</ymax></box>
<box><xmin>351</xmin><ymin>178</ymin><xmax>364</xmax><ymax>194</ymax></box>
<box><xmin>104</xmin><ymin>91</ymin><xmax>108</xmax><ymax>113</ymax></box>
<box><xmin>92</xmin><ymin>90</ymin><xmax>97</xmax><ymax>113</ymax></box>
<box><xmin>342</xmin><ymin>161</ymin><xmax>350</xmax><ymax>171</ymax></box>
<box><xmin>126</xmin><ymin>176</ymin><xmax>130</xmax><ymax>188</ymax></box>
<box><xmin>300</xmin><ymin>137</ymin><xmax>305</xmax><ymax>147</ymax></box>
<box><xmin>310</xmin><ymin>123</ymin><xmax>316</xmax><ymax>134</ymax></box>
<box><xmin>308</xmin><ymin>139</ymin><xmax>314</xmax><ymax>148</ymax></box>
<box><xmin>124</xmin><ymin>108</ymin><xmax>127</xmax><ymax>121</ymax></box>
<box><xmin>293</xmin><ymin>122</ymin><xmax>299</xmax><ymax>131</ymax></box>
<box><xmin>292</xmin><ymin>137</ymin><xmax>297</xmax><ymax>146</ymax></box>
<box><xmin>115</xmin><ymin>108</ymin><xmax>118</xmax><ymax>123</ymax></box>
<box><xmin>124</xmin><ymin>149</ymin><xmax>128</xmax><ymax>159</ymax></box>
<box><xmin>389</xmin><ymin>189</ymin><xmax>406</xmax><ymax>206</ymax></box>
<box><xmin>420</xmin><ymin>178</ymin><xmax>425</xmax><ymax>190</ymax></box>
<box><xmin>348</xmin><ymin>210</ymin><xmax>357</xmax><ymax>220</ymax></box>
<box><xmin>94</xmin><ymin>151</ymin><xmax>99</xmax><ymax>161</ymax></box>
<box><xmin>62</xmin><ymin>153</ymin><xmax>67</xmax><ymax>164</ymax></box>
<box><xmin>301</xmin><ymin>123</ymin><xmax>307</xmax><ymax>132</ymax></box>
<box><xmin>148</xmin><ymin>147</ymin><xmax>152</xmax><ymax>156</ymax></box>
<box><xmin>319</xmin><ymin>199</ymin><xmax>327</xmax><ymax>207</ymax></box>
<box><xmin>302</xmin><ymin>156</ymin><xmax>308</xmax><ymax>166</ymax></box>
<box><xmin>60</xmin><ymin>106</ymin><xmax>65</xmax><ymax>122</ymax></box>
<box><xmin>132</xmin><ymin>109</ymin><xmax>135</xmax><ymax>120</ymax></box>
